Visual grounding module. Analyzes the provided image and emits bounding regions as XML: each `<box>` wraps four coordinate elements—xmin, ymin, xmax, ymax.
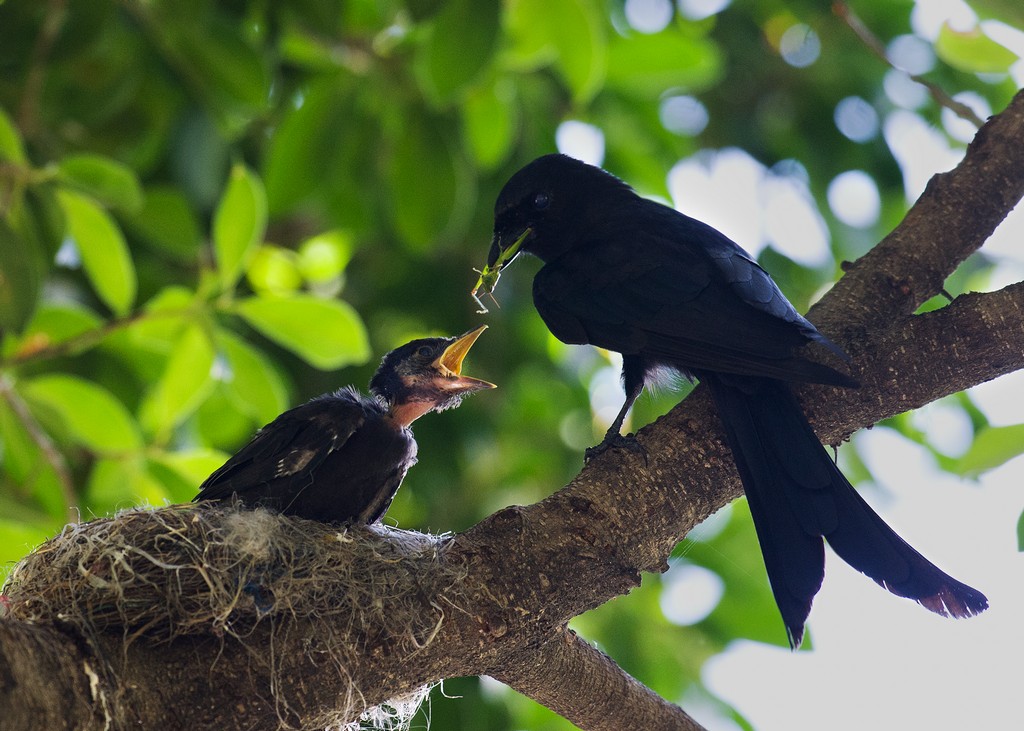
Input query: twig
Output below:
<box><xmin>0</xmin><ymin>374</ymin><xmax>77</xmax><ymax>519</ymax></box>
<box><xmin>0</xmin><ymin>305</ymin><xmax>197</xmax><ymax>369</ymax></box>
<box><xmin>834</xmin><ymin>2</ymin><xmax>986</xmax><ymax>128</ymax></box>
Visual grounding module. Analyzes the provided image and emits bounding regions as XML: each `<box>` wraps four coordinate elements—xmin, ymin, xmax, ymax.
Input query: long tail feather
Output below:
<box><xmin>702</xmin><ymin>373</ymin><xmax>988</xmax><ymax>647</ymax></box>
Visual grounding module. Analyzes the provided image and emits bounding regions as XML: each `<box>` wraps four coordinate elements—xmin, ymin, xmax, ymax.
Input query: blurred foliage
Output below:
<box><xmin>0</xmin><ymin>0</ymin><xmax>1021</xmax><ymax>728</ymax></box>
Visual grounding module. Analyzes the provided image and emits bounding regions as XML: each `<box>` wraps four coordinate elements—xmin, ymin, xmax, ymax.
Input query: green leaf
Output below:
<box><xmin>951</xmin><ymin>423</ymin><xmax>1024</xmax><ymax>476</ymax></box>
<box><xmin>681</xmin><ymin>502</ymin><xmax>795</xmax><ymax>648</ymax></box>
<box><xmin>150</xmin><ymin>449</ymin><xmax>233</xmax><ymax>504</ymax></box>
<box><xmin>0</xmin><ymin>520</ymin><xmax>53</xmax><ymax>581</ymax></box>
<box><xmin>246</xmin><ymin>244</ymin><xmax>303</xmax><ymax>295</ymax></box>
<box><xmin>23</xmin><ymin>184</ymin><xmax>66</xmax><ymax>261</ymax></box>
<box><xmin>462</xmin><ymin>76</ymin><xmax>518</xmax><ymax>169</ymax></box>
<box><xmin>404</xmin><ymin>0</ymin><xmax>445</xmax><ymax>22</ymax></box>
<box><xmin>56</xmin><ymin>154</ymin><xmax>144</xmax><ymax>212</ymax></box>
<box><xmin>3</xmin><ymin>188</ymin><xmax>58</xmax><ymax>331</ymax></box>
<box><xmin>86</xmin><ymin>457</ymin><xmax>170</xmax><ymax>515</ymax></box>
<box><xmin>195</xmin><ymin>386</ymin><xmax>261</xmax><ymax>449</ymax></box>
<box><xmin>385</xmin><ymin>112</ymin><xmax>466</xmax><ymax>248</ymax></box>
<box><xmin>606</xmin><ymin>28</ymin><xmax>723</xmax><ymax>97</ymax></box>
<box><xmin>936</xmin><ymin>23</ymin><xmax>1018</xmax><ymax>74</ymax></box>
<box><xmin>0</xmin><ymin>400</ymin><xmax>68</xmax><ymax>521</ymax></box>
<box><xmin>262</xmin><ymin>80</ymin><xmax>354</xmax><ymax>216</ymax></box>
<box><xmin>3</xmin><ymin>303</ymin><xmax>101</xmax><ymax>360</ymax></box>
<box><xmin>150</xmin><ymin>448</ymin><xmax>229</xmax><ymax>492</ymax></box>
<box><xmin>0</xmin><ymin>106</ymin><xmax>27</xmax><ymax>164</ymax></box>
<box><xmin>139</xmin><ymin>323</ymin><xmax>216</xmax><ymax>437</ymax></box>
<box><xmin>0</xmin><ymin>218</ymin><xmax>40</xmax><ymax>333</ymax></box>
<box><xmin>505</xmin><ymin>0</ymin><xmax>607</xmax><ymax>103</ymax></box>
<box><xmin>21</xmin><ymin>374</ymin><xmax>143</xmax><ymax>453</ymax></box>
<box><xmin>162</xmin><ymin>14</ymin><xmax>271</xmax><ymax>130</ymax></box>
<box><xmin>278</xmin><ymin>26</ymin><xmax>344</xmax><ymax>71</ymax></box>
<box><xmin>57</xmin><ymin>189</ymin><xmax>137</xmax><ymax>316</ymax></box>
<box><xmin>970</xmin><ymin>0</ymin><xmax>1024</xmax><ymax>26</ymax></box>
<box><xmin>124</xmin><ymin>186</ymin><xmax>203</xmax><ymax>261</ymax></box>
<box><xmin>213</xmin><ymin>164</ymin><xmax>267</xmax><ymax>291</ymax></box>
<box><xmin>235</xmin><ymin>294</ymin><xmax>370</xmax><ymax>370</ymax></box>
<box><xmin>215</xmin><ymin>328</ymin><xmax>289</xmax><ymax>423</ymax></box>
<box><xmin>129</xmin><ymin>286</ymin><xmax>196</xmax><ymax>350</ymax></box>
<box><xmin>551</xmin><ymin>0</ymin><xmax>607</xmax><ymax>103</ymax></box>
<box><xmin>415</xmin><ymin>0</ymin><xmax>501</xmax><ymax>104</ymax></box>
<box><xmin>297</xmin><ymin>230</ymin><xmax>353</xmax><ymax>283</ymax></box>
<box><xmin>1018</xmin><ymin>509</ymin><xmax>1024</xmax><ymax>552</ymax></box>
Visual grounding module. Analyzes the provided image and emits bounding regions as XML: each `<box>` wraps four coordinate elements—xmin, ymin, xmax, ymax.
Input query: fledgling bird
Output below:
<box><xmin>478</xmin><ymin>153</ymin><xmax>986</xmax><ymax>646</ymax></box>
<box><xmin>195</xmin><ymin>326</ymin><xmax>494</xmax><ymax>524</ymax></box>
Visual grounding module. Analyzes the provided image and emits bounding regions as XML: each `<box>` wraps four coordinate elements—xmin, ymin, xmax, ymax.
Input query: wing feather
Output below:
<box><xmin>195</xmin><ymin>393</ymin><xmax>367</xmax><ymax>502</ymax></box>
<box><xmin>532</xmin><ymin>227</ymin><xmax>850</xmax><ymax>385</ymax></box>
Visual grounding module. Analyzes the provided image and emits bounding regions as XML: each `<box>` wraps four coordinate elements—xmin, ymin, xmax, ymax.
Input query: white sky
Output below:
<box><xmin>700</xmin><ymin>430</ymin><xmax>1024</xmax><ymax>731</ymax></box>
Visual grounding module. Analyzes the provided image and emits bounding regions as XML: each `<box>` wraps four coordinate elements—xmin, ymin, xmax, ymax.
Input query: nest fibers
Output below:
<box><xmin>2</xmin><ymin>503</ymin><xmax>467</xmax><ymax>730</ymax></box>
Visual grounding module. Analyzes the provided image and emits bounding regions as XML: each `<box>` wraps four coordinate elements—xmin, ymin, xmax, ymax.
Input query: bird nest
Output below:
<box><xmin>1</xmin><ymin>503</ymin><xmax>467</xmax><ymax>729</ymax></box>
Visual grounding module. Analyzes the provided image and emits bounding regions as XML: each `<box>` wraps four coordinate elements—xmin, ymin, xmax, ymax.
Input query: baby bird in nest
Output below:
<box><xmin>195</xmin><ymin>326</ymin><xmax>494</xmax><ymax>524</ymax></box>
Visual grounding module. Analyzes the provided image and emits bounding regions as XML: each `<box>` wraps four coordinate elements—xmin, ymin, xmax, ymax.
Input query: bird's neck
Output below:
<box><xmin>386</xmin><ymin>400</ymin><xmax>434</xmax><ymax>429</ymax></box>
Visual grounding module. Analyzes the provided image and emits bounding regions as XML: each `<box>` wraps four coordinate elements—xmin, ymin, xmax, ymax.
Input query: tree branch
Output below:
<box><xmin>0</xmin><ymin>621</ymin><xmax>99</xmax><ymax>729</ymax></box>
<box><xmin>2</xmin><ymin>89</ymin><xmax>1023</xmax><ymax>731</ymax></box>
<box><xmin>814</xmin><ymin>87</ymin><xmax>1024</xmax><ymax>337</ymax></box>
<box><xmin>494</xmin><ymin>629</ymin><xmax>706</xmax><ymax>731</ymax></box>
<box><xmin>834</xmin><ymin>2</ymin><xmax>986</xmax><ymax>127</ymax></box>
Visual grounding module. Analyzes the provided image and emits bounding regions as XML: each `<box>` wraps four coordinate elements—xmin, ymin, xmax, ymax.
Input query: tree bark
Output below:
<box><xmin>2</xmin><ymin>88</ymin><xmax>1023</xmax><ymax>731</ymax></box>
<box><xmin>494</xmin><ymin>630</ymin><xmax>705</xmax><ymax>731</ymax></box>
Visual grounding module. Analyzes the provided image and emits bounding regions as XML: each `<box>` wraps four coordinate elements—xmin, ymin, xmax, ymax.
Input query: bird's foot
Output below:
<box><xmin>584</xmin><ymin>433</ymin><xmax>647</xmax><ymax>466</ymax></box>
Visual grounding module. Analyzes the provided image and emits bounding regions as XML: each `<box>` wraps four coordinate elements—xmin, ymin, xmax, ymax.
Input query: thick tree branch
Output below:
<box><xmin>2</xmin><ymin>89</ymin><xmax>1023</xmax><ymax>731</ymax></box>
<box><xmin>0</xmin><ymin>622</ymin><xmax>98</xmax><ymax>729</ymax></box>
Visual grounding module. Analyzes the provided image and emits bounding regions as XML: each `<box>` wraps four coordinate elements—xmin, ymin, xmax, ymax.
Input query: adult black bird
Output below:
<box><xmin>195</xmin><ymin>326</ymin><xmax>494</xmax><ymax>524</ymax></box>
<box><xmin>479</xmin><ymin>153</ymin><xmax>986</xmax><ymax>646</ymax></box>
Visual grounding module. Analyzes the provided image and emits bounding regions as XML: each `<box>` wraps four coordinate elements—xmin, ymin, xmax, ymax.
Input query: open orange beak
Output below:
<box><xmin>433</xmin><ymin>325</ymin><xmax>496</xmax><ymax>393</ymax></box>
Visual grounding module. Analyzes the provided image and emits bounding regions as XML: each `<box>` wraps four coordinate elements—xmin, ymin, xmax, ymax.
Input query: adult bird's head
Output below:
<box><xmin>369</xmin><ymin>325</ymin><xmax>495</xmax><ymax>427</ymax></box>
<box><xmin>471</xmin><ymin>154</ymin><xmax>635</xmax><ymax>312</ymax></box>
<box><xmin>487</xmin><ymin>153</ymin><xmax>635</xmax><ymax>269</ymax></box>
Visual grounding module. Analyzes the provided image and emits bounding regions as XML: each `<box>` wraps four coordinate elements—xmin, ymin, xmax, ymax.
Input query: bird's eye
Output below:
<box><xmin>417</xmin><ymin>346</ymin><xmax>433</xmax><ymax>358</ymax></box>
<box><xmin>533</xmin><ymin>192</ymin><xmax>550</xmax><ymax>210</ymax></box>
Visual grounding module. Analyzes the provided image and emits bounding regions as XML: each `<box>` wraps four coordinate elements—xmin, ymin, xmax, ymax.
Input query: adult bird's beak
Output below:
<box><xmin>472</xmin><ymin>228</ymin><xmax>532</xmax><ymax>313</ymax></box>
<box><xmin>434</xmin><ymin>325</ymin><xmax>496</xmax><ymax>393</ymax></box>
<box><xmin>486</xmin><ymin>226</ymin><xmax>531</xmax><ymax>268</ymax></box>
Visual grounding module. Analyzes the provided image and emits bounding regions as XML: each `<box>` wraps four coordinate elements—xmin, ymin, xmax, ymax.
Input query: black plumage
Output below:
<box><xmin>195</xmin><ymin>326</ymin><xmax>494</xmax><ymax>524</ymax></box>
<box><xmin>482</xmin><ymin>153</ymin><xmax>986</xmax><ymax>646</ymax></box>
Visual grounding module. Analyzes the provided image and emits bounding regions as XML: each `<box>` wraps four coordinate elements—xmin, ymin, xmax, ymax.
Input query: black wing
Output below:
<box><xmin>195</xmin><ymin>394</ymin><xmax>367</xmax><ymax>504</ymax></box>
<box><xmin>532</xmin><ymin>216</ymin><xmax>853</xmax><ymax>386</ymax></box>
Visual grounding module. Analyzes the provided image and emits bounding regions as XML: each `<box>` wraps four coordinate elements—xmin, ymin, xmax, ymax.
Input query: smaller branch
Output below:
<box><xmin>17</xmin><ymin>0</ymin><xmax>69</xmax><ymax>143</ymax></box>
<box><xmin>785</xmin><ymin>282</ymin><xmax>1024</xmax><ymax>449</ymax></box>
<box><xmin>0</xmin><ymin>374</ymin><xmax>76</xmax><ymax>518</ymax></box>
<box><xmin>833</xmin><ymin>2</ymin><xmax>985</xmax><ymax>127</ymax></box>
<box><xmin>814</xmin><ymin>87</ymin><xmax>1024</xmax><ymax>335</ymax></box>
<box><xmin>1</xmin><ymin>305</ymin><xmax>198</xmax><ymax>369</ymax></box>
<box><xmin>493</xmin><ymin>629</ymin><xmax>707</xmax><ymax>731</ymax></box>
<box><xmin>862</xmin><ymin>283</ymin><xmax>1024</xmax><ymax>412</ymax></box>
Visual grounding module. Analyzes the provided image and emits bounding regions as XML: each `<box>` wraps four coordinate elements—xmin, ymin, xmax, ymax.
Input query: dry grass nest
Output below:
<box><xmin>3</xmin><ymin>503</ymin><xmax>469</xmax><ymax>728</ymax></box>
<box><xmin>1</xmin><ymin>502</ymin><xmax>467</xmax><ymax>654</ymax></box>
